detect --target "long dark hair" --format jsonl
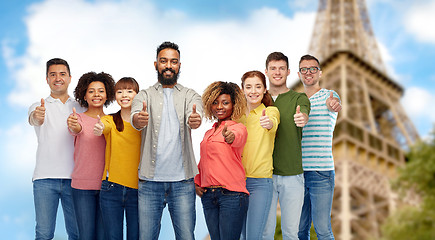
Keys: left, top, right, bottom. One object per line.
{"left": 111, "top": 77, "right": 139, "bottom": 132}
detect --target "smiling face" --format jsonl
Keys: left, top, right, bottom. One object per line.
{"left": 85, "top": 81, "right": 107, "bottom": 109}
{"left": 115, "top": 88, "right": 137, "bottom": 109}
{"left": 154, "top": 48, "right": 181, "bottom": 86}
{"left": 46, "top": 64, "right": 71, "bottom": 97}
{"left": 265, "top": 60, "right": 290, "bottom": 88}
{"left": 298, "top": 59, "right": 322, "bottom": 87}
{"left": 211, "top": 94, "right": 233, "bottom": 122}
{"left": 243, "top": 76, "right": 266, "bottom": 109}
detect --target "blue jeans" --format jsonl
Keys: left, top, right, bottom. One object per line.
{"left": 138, "top": 178, "right": 196, "bottom": 240}
{"left": 33, "top": 179, "right": 79, "bottom": 240}
{"left": 100, "top": 180, "right": 139, "bottom": 240}
{"left": 201, "top": 188, "right": 249, "bottom": 240}
{"left": 298, "top": 171, "right": 335, "bottom": 240}
{"left": 263, "top": 174, "right": 305, "bottom": 240}
{"left": 240, "top": 177, "right": 272, "bottom": 240}
{"left": 72, "top": 188, "right": 105, "bottom": 240}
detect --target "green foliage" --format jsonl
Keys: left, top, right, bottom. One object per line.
{"left": 381, "top": 129, "right": 435, "bottom": 240}
{"left": 274, "top": 216, "right": 282, "bottom": 240}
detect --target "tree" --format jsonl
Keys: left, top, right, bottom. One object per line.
{"left": 381, "top": 128, "right": 435, "bottom": 240}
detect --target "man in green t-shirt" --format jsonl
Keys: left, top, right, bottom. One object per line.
{"left": 262, "top": 52, "right": 310, "bottom": 240}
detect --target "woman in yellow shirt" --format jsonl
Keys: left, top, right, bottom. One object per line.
{"left": 93, "top": 77, "right": 141, "bottom": 240}
{"left": 239, "top": 71, "right": 280, "bottom": 240}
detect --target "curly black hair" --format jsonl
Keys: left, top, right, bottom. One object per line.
{"left": 156, "top": 41, "right": 180, "bottom": 58}
{"left": 74, "top": 72, "right": 116, "bottom": 108}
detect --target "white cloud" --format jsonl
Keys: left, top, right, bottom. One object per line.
{"left": 1, "top": 0, "right": 316, "bottom": 192}
{"left": 401, "top": 87, "right": 435, "bottom": 133}
{"left": 405, "top": 0, "right": 435, "bottom": 44}
{"left": 5, "top": 0, "right": 316, "bottom": 109}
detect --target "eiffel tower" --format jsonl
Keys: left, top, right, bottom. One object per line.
{"left": 293, "top": 0, "right": 420, "bottom": 239}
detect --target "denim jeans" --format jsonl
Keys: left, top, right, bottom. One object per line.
{"left": 298, "top": 170, "right": 335, "bottom": 240}
{"left": 263, "top": 174, "right": 305, "bottom": 240}
{"left": 72, "top": 188, "right": 105, "bottom": 240}
{"left": 240, "top": 177, "right": 272, "bottom": 240}
{"left": 33, "top": 179, "right": 79, "bottom": 240}
{"left": 138, "top": 178, "right": 196, "bottom": 240}
{"left": 201, "top": 188, "right": 249, "bottom": 240}
{"left": 100, "top": 180, "right": 139, "bottom": 240}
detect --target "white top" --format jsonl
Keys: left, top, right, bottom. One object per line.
{"left": 29, "top": 95, "right": 83, "bottom": 181}
{"left": 302, "top": 89, "right": 339, "bottom": 171}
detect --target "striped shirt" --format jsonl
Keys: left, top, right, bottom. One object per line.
{"left": 302, "top": 89, "right": 339, "bottom": 171}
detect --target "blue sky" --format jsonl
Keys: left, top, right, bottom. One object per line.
{"left": 1, "top": 0, "right": 435, "bottom": 239}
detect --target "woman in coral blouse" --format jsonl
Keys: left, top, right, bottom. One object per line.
{"left": 195, "top": 81, "right": 249, "bottom": 240}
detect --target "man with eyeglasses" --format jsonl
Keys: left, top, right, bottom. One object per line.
{"left": 262, "top": 52, "right": 310, "bottom": 240}
{"left": 297, "top": 54, "right": 341, "bottom": 240}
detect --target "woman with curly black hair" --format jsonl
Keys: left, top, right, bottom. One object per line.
{"left": 67, "top": 71, "right": 115, "bottom": 240}
{"left": 194, "top": 81, "right": 249, "bottom": 240}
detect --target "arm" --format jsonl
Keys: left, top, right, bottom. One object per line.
{"left": 29, "top": 98, "right": 45, "bottom": 126}
{"left": 131, "top": 91, "right": 149, "bottom": 130}
{"left": 294, "top": 93, "right": 311, "bottom": 128}
{"left": 222, "top": 123, "right": 247, "bottom": 148}
{"left": 186, "top": 90, "right": 203, "bottom": 129}
{"left": 67, "top": 108, "right": 82, "bottom": 134}
{"left": 266, "top": 106, "right": 280, "bottom": 133}
{"left": 325, "top": 91, "right": 342, "bottom": 112}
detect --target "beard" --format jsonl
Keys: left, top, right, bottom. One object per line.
{"left": 157, "top": 68, "right": 179, "bottom": 86}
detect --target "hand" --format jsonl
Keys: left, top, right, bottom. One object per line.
{"left": 93, "top": 115, "right": 104, "bottom": 136}
{"left": 67, "top": 107, "right": 81, "bottom": 133}
{"left": 134, "top": 101, "right": 149, "bottom": 129}
{"left": 259, "top": 109, "right": 273, "bottom": 130}
{"left": 293, "top": 105, "right": 308, "bottom": 127}
{"left": 326, "top": 92, "right": 342, "bottom": 112}
{"left": 222, "top": 124, "right": 235, "bottom": 144}
{"left": 195, "top": 184, "right": 207, "bottom": 197}
{"left": 31, "top": 98, "right": 46, "bottom": 125}
{"left": 188, "top": 104, "right": 201, "bottom": 129}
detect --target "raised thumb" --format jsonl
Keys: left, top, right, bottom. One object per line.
{"left": 296, "top": 105, "right": 301, "bottom": 114}
{"left": 192, "top": 104, "right": 197, "bottom": 114}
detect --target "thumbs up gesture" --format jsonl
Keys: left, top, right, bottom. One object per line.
{"left": 293, "top": 105, "right": 309, "bottom": 127}
{"left": 222, "top": 123, "right": 235, "bottom": 144}
{"left": 31, "top": 98, "right": 46, "bottom": 126}
{"left": 188, "top": 104, "right": 202, "bottom": 129}
{"left": 326, "top": 92, "right": 342, "bottom": 112}
{"left": 259, "top": 108, "right": 273, "bottom": 130}
{"left": 93, "top": 115, "right": 105, "bottom": 136}
{"left": 134, "top": 101, "right": 149, "bottom": 129}
{"left": 67, "top": 107, "right": 81, "bottom": 133}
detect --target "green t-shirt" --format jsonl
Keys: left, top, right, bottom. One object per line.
{"left": 272, "top": 90, "right": 310, "bottom": 176}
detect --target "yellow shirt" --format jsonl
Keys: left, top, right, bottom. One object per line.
{"left": 238, "top": 104, "right": 280, "bottom": 178}
{"left": 101, "top": 115, "right": 141, "bottom": 189}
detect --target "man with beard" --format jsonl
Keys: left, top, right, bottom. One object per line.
{"left": 131, "top": 41, "right": 203, "bottom": 240}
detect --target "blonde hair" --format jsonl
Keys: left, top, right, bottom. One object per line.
{"left": 202, "top": 81, "right": 247, "bottom": 121}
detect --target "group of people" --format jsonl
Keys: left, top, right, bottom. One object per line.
{"left": 28, "top": 41, "right": 341, "bottom": 240}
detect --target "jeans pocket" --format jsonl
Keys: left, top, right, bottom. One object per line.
{"left": 314, "top": 171, "right": 333, "bottom": 179}
{"left": 100, "top": 180, "right": 115, "bottom": 192}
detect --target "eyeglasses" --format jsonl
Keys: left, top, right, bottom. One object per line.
{"left": 299, "top": 67, "right": 320, "bottom": 74}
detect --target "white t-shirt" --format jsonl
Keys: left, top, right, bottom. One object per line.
{"left": 29, "top": 95, "right": 83, "bottom": 181}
